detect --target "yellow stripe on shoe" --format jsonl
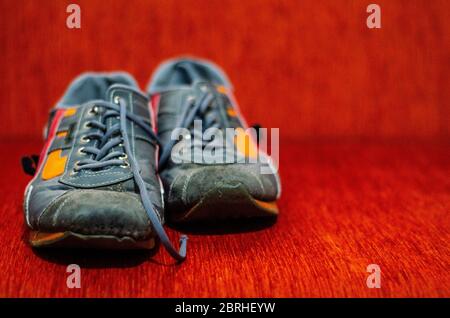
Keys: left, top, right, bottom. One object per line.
{"left": 235, "top": 127, "right": 258, "bottom": 159}
{"left": 41, "top": 149, "right": 67, "bottom": 180}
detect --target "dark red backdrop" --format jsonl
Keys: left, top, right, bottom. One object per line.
{"left": 1, "top": 0, "right": 449, "bottom": 140}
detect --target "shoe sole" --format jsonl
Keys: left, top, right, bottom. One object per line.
{"left": 29, "top": 231, "right": 155, "bottom": 250}
{"left": 169, "top": 184, "right": 278, "bottom": 223}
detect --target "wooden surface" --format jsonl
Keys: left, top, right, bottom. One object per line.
{"left": 0, "top": 0, "right": 449, "bottom": 140}
{"left": 0, "top": 140, "right": 448, "bottom": 297}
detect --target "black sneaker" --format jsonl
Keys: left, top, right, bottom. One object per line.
{"left": 23, "top": 72, "right": 186, "bottom": 260}
{"left": 148, "top": 58, "right": 281, "bottom": 223}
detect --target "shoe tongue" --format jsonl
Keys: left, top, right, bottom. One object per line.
{"left": 105, "top": 84, "right": 150, "bottom": 118}
{"left": 105, "top": 84, "right": 144, "bottom": 103}
{"left": 193, "top": 81, "right": 215, "bottom": 95}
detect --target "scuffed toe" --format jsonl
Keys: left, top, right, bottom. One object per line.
{"left": 37, "top": 190, "right": 155, "bottom": 241}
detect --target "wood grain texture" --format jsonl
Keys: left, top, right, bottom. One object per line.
{"left": 0, "top": 140, "right": 448, "bottom": 297}
{"left": 0, "top": 0, "right": 449, "bottom": 140}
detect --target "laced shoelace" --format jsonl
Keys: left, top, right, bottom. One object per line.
{"left": 159, "top": 90, "right": 225, "bottom": 169}
{"left": 76, "top": 99, "right": 187, "bottom": 262}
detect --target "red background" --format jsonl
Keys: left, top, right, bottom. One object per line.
{"left": 0, "top": 0, "right": 448, "bottom": 298}
{"left": 1, "top": 0, "right": 449, "bottom": 140}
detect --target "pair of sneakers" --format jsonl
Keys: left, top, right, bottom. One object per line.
{"left": 23, "top": 58, "right": 281, "bottom": 261}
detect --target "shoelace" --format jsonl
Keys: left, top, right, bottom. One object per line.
{"left": 158, "top": 90, "right": 225, "bottom": 169}
{"left": 76, "top": 100, "right": 187, "bottom": 262}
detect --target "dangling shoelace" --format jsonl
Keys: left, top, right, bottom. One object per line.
{"left": 158, "top": 90, "right": 227, "bottom": 170}
{"left": 75, "top": 99, "right": 187, "bottom": 262}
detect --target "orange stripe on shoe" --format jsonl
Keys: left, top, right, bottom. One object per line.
{"left": 253, "top": 199, "right": 279, "bottom": 214}
{"left": 41, "top": 149, "right": 67, "bottom": 180}
{"left": 63, "top": 107, "right": 77, "bottom": 117}
{"left": 234, "top": 127, "right": 258, "bottom": 159}
{"left": 29, "top": 231, "right": 66, "bottom": 244}
{"left": 216, "top": 85, "right": 227, "bottom": 94}
{"left": 56, "top": 131, "right": 67, "bottom": 138}
{"left": 227, "top": 107, "right": 237, "bottom": 117}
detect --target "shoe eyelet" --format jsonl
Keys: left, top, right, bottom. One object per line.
{"left": 70, "top": 161, "right": 81, "bottom": 175}
{"left": 119, "top": 154, "right": 128, "bottom": 160}
{"left": 80, "top": 136, "right": 90, "bottom": 144}
{"left": 78, "top": 147, "right": 85, "bottom": 155}
{"left": 83, "top": 122, "right": 92, "bottom": 130}
{"left": 120, "top": 161, "right": 130, "bottom": 168}
{"left": 114, "top": 96, "right": 121, "bottom": 104}
{"left": 89, "top": 105, "right": 99, "bottom": 115}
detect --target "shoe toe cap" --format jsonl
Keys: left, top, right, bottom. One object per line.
{"left": 37, "top": 190, "right": 155, "bottom": 240}
{"left": 167, "top": 164, "right": 279, "bottom": 207}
